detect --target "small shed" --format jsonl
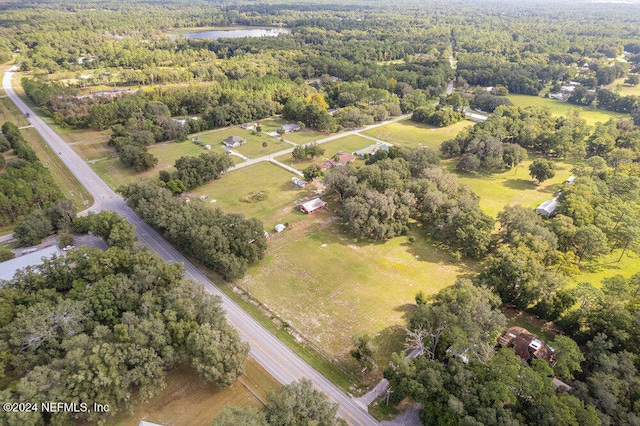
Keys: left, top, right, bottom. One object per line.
{"left": 565, "top": 176, "right": 575, "bottom": 184}
{"left": 536, "top": 198, "right": 559, "bottom": 217}
{"left": 222, "top": 136, "right": 246, "bottom": 148}
{"left": 204, "top": 145, "right": 211, "bottom": 150}
{"left": 241, "top": 123, "right": 256, "bottom": 130}
{"left": 275, "top": 224, "right": 286, "bottom": 233}
{"left": 282, "top": 123, "right": 301, "bottom": 133}
{"left": 298, "top": 197, "right": 326, "bottom": 214}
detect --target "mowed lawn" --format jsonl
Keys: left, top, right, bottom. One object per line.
{"left": 506, "top": 95, "right": 627, "bottom": 125}
{"left": 91, "top": 141, "right": 217, "bottom": 189}
{"left": 275, "top": 134, "right": 370, "bottom": 171}
{"left": 571, "top": 249, "right": 640, "bottom": 289}
{"left": 193, "top": 163, "right": 313, "bottom": 229}
{"left": 259, "top": 117, "right": 331, "bottom": 144}
{"left": 361, "top": 119, "right": 473, "bottom": 150}
{"left": 197, "top": 127, "right": 290, "bottom": 158}
{"left": 606, "top": 77, "right": 640, "bottom": 97}
{"left": 112, "top": 358, "right": 279, "bottom": 426}
{"left": 444, "top": 156, "right": 574, "bottom": 218}
{"left": 241, "top": 220, "right": 471, "bottom": 365}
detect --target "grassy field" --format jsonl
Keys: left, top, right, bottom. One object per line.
{"left": 112, "top": 358, "right": 279, "bottom": 426}
{"left": 606, "top": 77, "right": 640, "bottom": 97}
{"left": 197, "top": 127, "right": 290, "bottom": 158}
{"left": 443, "top": 156, "right": 574, "bottom": 218}
{"left": 90, "top": 141, "right": 227, "bottom": 189}
{"left": 192, "top": 163, "right": 313, "bottom": 229}
{"left": 361, "top": 119, "right": 473, "bottom": 150}
{"left": 20, "top": 128, "right": 94, "bottom": 210}
{"left": 275, "top": 134, "right": 370, "bottom": 171}
{"left": 572, "top": 249, "right": 640, "bottom": 288}
{"left": 242, "top": 217, "right": 471, "bottom": 367}
{"left": 259, "top": 118, "right": 331, "bottom": 144}
{"left": 506, "top": 95, "right": 627, "bottom": 125}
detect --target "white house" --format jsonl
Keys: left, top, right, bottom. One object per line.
{"left": 0, "top": 246, "right": 62, "bottom": 282}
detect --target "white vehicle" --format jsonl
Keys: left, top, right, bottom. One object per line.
{"left": 62, "top": 245, "right": 76, "bottom": 251}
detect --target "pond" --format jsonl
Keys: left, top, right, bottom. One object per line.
{"left": 182, "top": 28, "right": 289, "bottom": 40}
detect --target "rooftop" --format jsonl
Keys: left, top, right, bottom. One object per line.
{"left": 0, "top": 246, "right": 63, "bottom": 282}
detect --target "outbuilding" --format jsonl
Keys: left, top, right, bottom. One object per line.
{"left": 536, "top": 198, "right": 559, "bottom": 217}
{"left": 298, "top": 197, "right": 326, "bottom": 214}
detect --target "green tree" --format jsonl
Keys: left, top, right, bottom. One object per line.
{"left": 549, "top": 335, "right": 584, "bottom": 380}
{"left": 14, "top": 210, "right": 53, "bottom": 247}
{"left": 213, "top": 406, "right": 268, "bottom": 426}
{"left": 529, "top": 159, "right": 556, "bottom": 184}
{"left": 265, "top": 379, "right": 346, "bottom": 426}
{"left": 302, "top": 164, "right": 323, "bottom": 181}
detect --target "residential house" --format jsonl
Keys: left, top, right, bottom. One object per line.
{"left": 320, "top": 151, "right": 356, "bottom": 170}
{"left": 498, "top": 326, "right": 555, "bottom": 365}
{"left": 0, "top": 246, "right": 62, "bottom": 282}
{"left": 241, "top": 123, "right": 256, "bottom": 130}
{"left": 298, "top": 197, "right": 326, "bottom": 214}
{"left": 222, "top": 136, "right": 246, "bottom": 148}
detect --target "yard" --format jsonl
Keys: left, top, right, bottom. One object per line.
{"left": 259, "top": 117, "right": 331, "bottom": 144}
{"left": 275, "top": 134, "right": 370, "bottom": 171}
{"left": 192, "top": 162, "right": 315, "bottom": 229}
{"left": 0, "top": 96, "right": 29, "bottom": 127}
{"left": 444, "top": 156, "right": 574, "bottom": 218}
{"left": 197, "top": 127, "right": 291, "bottom": 158}
{"left": 606, "top": 77, "right": 640, "bottom": 97}
{"left": 241, "top": 218, "right": 471, "bottom": 370}
{"left": 361, "top": 119, "right": 473, "bottom": 150}
{"left": 506, "top": 94, "right": 627, "bottom": 125}
{"left": 112, "top": 358, "right": 279, "bottom": 426}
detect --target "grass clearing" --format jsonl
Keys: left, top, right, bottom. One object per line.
{"left": 112, "top": 358, "right": 279, "bottom": 426}
{"left": 606, "top": 77, "right": 640, "bottom": 97}
{"left": 197, "top": 127, "right": 290, "bottom": 158}
{"left": 90, "top": 140, "right": 224, "bottom": 189}
{"left": 573, "top": 249, "right": 640, "bottom": 288}
{"left": 361, "top": 119, "right": 473, "bottom": 150}
{"left": 275, "top": 134, "right": 370, "bottom": 171}
{"left": 193, "top": 163, "right": 311, "bottom": 229}
{"left": 506, "top": 95, "right": 627, "bottom": 125}
{"left": 20, "top": 128, "right": 94, "bottom": 210}
{"left": 444, "top": 156, "right": 574, "bottom": 218}
{"left": 242, "top": 218, "right": 472, "bottom": 369}
{"left": 257, "top": 118, "right": 330, "bottom": 144}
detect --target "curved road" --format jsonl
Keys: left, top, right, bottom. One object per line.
{"left": 2, "top": 69, "right": 378, "bottom": 426}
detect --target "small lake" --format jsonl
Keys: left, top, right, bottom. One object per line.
{"left": 183, "top": 28, "right": 289, "bottom": 40}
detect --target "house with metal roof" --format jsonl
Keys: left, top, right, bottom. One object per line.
{"left": 298, "top": 197, "right": 326, "bottom": 214}
{"left": 222, "top": 136, "right": 246, "bottom": 148}
{"left": 536, "top": 198, "right": 559, "bottom": 217}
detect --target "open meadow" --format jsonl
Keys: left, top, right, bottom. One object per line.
{"left": 197, "top": 126, "right": 291, "bottom": 158}
{"left": 606, "top": 77, "right": 640, "bottom": 97}
{"left": 506, "top": 94, "right": 627, "bottom": 125}
{"left": 361, "top": 119, "right": 473, "bottom": 150}
{"left": 112, "top": 358, "right": 279, "bottom": 426}
{"left": 259, "top": 117, "right": 330, "bottom": 144}
{"left": 191, "top": 162, "right": 313, "bottom": 229}
{"left": 241, "top": 215, "right": 472, "bottom": 369}
{"left": 444, "top": 156, "right": 574, "bottom": 218}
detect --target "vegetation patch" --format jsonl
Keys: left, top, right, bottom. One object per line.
{"left": 361, "top": 119, "right": 473, "bottom": 150}
{"left": 240, "top": 190, "right": 268, "bottom": 203}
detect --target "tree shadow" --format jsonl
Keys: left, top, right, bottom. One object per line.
{"left": 373, "top": 324, "right": 408, "bottom": 366}
{"left": 502, "top": 178, "right": 536, "bottom": 191}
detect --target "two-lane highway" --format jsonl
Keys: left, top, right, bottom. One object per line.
{"left": 2, "top": 69, "right": 378, "bottom": 426}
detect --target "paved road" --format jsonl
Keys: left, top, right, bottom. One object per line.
{"left": 2, "top": 69, "right": 378, "bottom": 426}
